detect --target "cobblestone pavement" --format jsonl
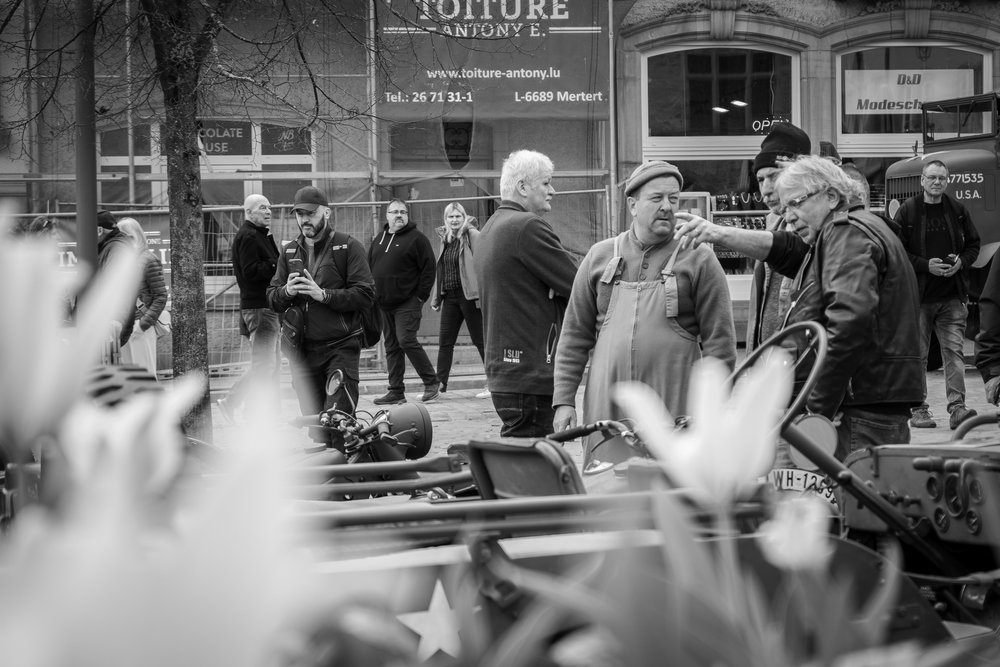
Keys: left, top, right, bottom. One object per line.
{"left": 207, "top": 359, "right": 1000, "bottom": 459}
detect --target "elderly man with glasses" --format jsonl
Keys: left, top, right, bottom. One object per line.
{"left": 894, "top": 159, "right": 981, "bottom": 430}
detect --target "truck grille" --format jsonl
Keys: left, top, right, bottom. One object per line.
{"left": 885, "top": 175, "right": 921, "bottom": 203}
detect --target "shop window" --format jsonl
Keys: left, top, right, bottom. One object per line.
{"left": 263, "top": 164, "right": 312, "bottom": 206}
{"left": 388, "top": 120, "right": 492, "bottom": 169}
{"left": 647, "top": 48, "right": 792, "bottom": 137}
{"left": 100, "top": 165, "right": 152, "bottom": 206}
{"left": 841, "top": 46, "right": 983, "bottom": 136}
{"left": 100, "top": 124, "right": 151, "bottom": 156}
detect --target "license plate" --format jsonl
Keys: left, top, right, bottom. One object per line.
{"left": 765, "top": 467, "right": 839, "bottom": 508}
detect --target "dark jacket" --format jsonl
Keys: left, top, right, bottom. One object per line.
{"left": 135, "top": 250, "right": 168, "bottom": 331}
{"left": 976, "top": 257, "right": 1000, "bottom": 384}
{"left": 232, "top": 220, "right": 279, "bottom": 309}
{"left": 367, "top": 221, "right": 436, "bottom": 309}
{"left": 768, "top": 208, "right": 924, "bottom": 418}
{"left": 475, "top": 201, "right": 578, "bottom": 395}
{"left": 893, "top": 193, "right": 981, "bottom": 301}
{"left": 267, "top": 228, "right": 375, "bottom": 346}
{"left": 97, "top": 228, "right": 136, "bottom": 346}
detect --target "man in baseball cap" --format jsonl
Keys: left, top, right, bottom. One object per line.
{"left": 267, "top": 185, "right": 376, "bottom": 447}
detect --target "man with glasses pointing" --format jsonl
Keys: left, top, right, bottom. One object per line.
{"left": 894, "top": 159, "right": 981, "bottom": 430}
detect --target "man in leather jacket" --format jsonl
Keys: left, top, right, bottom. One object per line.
{"left": 770, "top": 156, "right": 924, "bottom": 460}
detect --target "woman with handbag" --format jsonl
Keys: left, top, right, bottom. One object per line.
{"left": 430, "top": 203, "right": 489, "bottom": 398}
{"left": 118, "top": 218, "right": 169, "bottom": 375}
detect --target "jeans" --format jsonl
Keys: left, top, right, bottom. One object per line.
{"left": 917, "top": 299, "right": 968, "bottom": 413}
{"left": 835, "top": 407, "right": 910, "bottom": 462}
{"left": 382, "top": 296, "right": 438, "bottom": 392}
{"left": 227, "top": 308, "right": 280, "bottom": 409}
{"left": 491, "top": 392, "right": 556, "bottom": 438}
{"left": 436, "top": 292, "right": 485, "bottom": 389}
{"left": 290, "top": 341, "right": 361, "bottom": 445}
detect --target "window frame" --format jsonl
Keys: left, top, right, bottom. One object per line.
{"left": 98, "top": 121, "right": 315, "bottom": 207}
{"left": 640, "top": 42, "right": 801, "bottom": 161}
{"left": 834, "top": 41, "right": 991, "bottom": 156}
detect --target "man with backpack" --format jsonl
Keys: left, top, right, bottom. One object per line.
{"left": 267, "top": 186, "right": 376, "bottom": 436}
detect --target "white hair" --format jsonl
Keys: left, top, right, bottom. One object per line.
{"left": 499, "top": 150, "right": 554, "bottom": 201}
{"left": 116, "top": 217, "right": 148, "bottom": 252}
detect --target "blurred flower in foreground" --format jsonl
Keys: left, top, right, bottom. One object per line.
{"left": 0, "top": 202, "right": 141, "bottom": 462}
{"left": 757, "top": 494, "right": 835, "bottom": 572}
{"left": 613, "top": 353, "right": 791, "bottom": 507}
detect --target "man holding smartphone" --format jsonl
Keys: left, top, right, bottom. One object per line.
{"left": 267, "top": 186, "right": 375, "bottom": 443}
{"left": 895, "top": 159, "right": 981, "bottom": 429}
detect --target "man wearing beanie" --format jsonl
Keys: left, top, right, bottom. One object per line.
{"left": 96, "top": 209, "right": 137, "bottom": 355}
{"left": 267, "top": 186, "right": 376, "bottom": 442}
{"left": 675, "top": 123, "right": 812, "bottom": 354}
{"left": 674, "top": 123, "right": 813, "bottom": 469}
{"left": 553, "top": 161, "right": 735, "bottom": 462}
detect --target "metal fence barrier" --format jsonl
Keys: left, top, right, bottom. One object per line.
{"left": 13, "top": 187, "right": 609, "bottom": 375}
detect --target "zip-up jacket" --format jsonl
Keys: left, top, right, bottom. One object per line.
{"left": 475, "top": 201, "right": 579, "bottom": 395}
{"left": 431, "top": 223, "right": 480, "bottom": 306}
{"left": 893, "top": 193, "right": 980, "bottom": 301}
{"left": 232, "top": 220, "right": 279, "bottom": 309}
{"left": 267, "top": 228, "right": 375, "bottom": 346}
{"left": 767, "top": 208, "right": 924, "bottom": 418}
{"left": 367, "top": 220, "right": 436, "bottom": 309}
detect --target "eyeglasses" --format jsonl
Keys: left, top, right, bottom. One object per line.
{"left": 388, "top": 209, "right": 408, "bottom": 215}
{"left": 779, "top": 189, "right": 824, "bottom": 216}
{"left": 923, "top": 175, "right": 949, "bottom": 182}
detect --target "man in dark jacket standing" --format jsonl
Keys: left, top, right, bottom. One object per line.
{"left": 96, "top": 209, "right": 137, "bottom": 357}
{"left": 895, "top": 159, "right": 981, "bottom": 430}
{"left": 267, "top": 186, "right": 375, "bottom": 435}
{"left": 475, "top": 149, "right": 578, "bottom": 437}
{"left": 368, "top": 199, "right": 439, "bottom": 405}
{"left": 218, "top": 194, "right": 280, "bottom": 423}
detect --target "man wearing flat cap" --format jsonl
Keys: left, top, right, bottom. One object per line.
{"left": 267, "top": 186, "right": 376, "bottom": 442}
{"left": 553, "top": 161, "right": 736, "bottom": 464}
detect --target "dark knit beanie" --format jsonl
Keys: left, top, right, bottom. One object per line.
{"left": 752, "top": 123, "right": 811, "bottom": 174}
{"left": 96, "top": 210, "right": 117, "bottom": 229}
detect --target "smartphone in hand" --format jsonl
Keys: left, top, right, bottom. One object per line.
{"left": 288, "top": 258, "right": 305, "bottom": 277}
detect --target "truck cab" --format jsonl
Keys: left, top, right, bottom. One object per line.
{"left": 885, "top": 92, "right": 1000, "bottom": 276}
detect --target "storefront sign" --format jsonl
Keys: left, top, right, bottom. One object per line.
{"left": 198, "top": 120, "right": 252, "bottom": 155}
{"left": 377, "top": 0, "right": 608, "bottom": 120}
{"left": 845, "top": 69, "right": 974, "bottom": 115}
{"left": 262, "top": 124, "right": 311, "bottom": 155}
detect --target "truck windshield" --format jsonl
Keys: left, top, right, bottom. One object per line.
{"left": 924, "top": 97, "right": 996, "bottom": 142}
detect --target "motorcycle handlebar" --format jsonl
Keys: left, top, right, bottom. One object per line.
{"left": 547, "top": 420, "right": 630, "bottom": 443}
{"left": 289, "top": 414, "right": 322, "bottom": 427}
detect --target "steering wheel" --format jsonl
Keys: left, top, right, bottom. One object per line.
{"left": 727, "top": 321, "right": 828, "bottom": 433}
{"left": 953, "top": 411, "right": 999, "bottom": 440}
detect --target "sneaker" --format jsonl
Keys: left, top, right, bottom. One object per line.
{"left": 421, "top": 383, "right": 440, "bottom": 403}
{"left": 910, "top": 407, "right": 936, "bottom": 428}
{"left": 440, "top": 383, "right": 447, "bottom": 393}
{"left": 216, "top": 397, "right": 236, "bottom": 425}
{"left": 949, "top": 405, "right": 977, "bottom": 430}
{"left": 475, "top": 388, "right": 492, "bottom": 399}
{"left": 373, "top": 391, "right": 406, "bottom": 405}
